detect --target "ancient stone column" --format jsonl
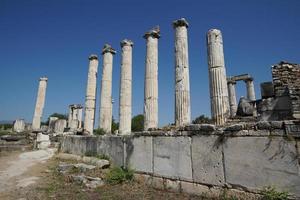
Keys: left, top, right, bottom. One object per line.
{"left": 173, "top": 18, "right": 191, "bottom": 126}
{"left": 99, "top": 44, "right": 116, "bottom": 133}
{"left": 83, "top": 55, "right": 98, "bottom": 134}
{"left": 207, "top": 29, "right": 230, "bottom": 125}
{"left": 227, "top": 80, "right": 237, "bottom": 117}
{"left": 32, "top": 77, "right": 48, "bottom": 130}
{"left": 68, "top": 106, "right": 72, "bottom": 127}
{"left": 119, "top": 39, "right": 133, "bottom": 135}
{"left": 77, "top": 107, "right": 83, "bottom": 129}
{"left": 143, "top": 27, "right": 160, "bottom": 130}
{"left": 245, "top": 78, "right": 256, "bottom": 101}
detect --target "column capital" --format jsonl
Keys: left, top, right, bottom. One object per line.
{"left": 39, "top": 77, "right": 48, "bottom": 81}
{"left": 244, "top": 77, "right": 254, "bottom": 82}
{"left": 143, "top": 26, "right": 160, "bottom": 39}
{"left": 102, "top": 44, "right": 116, "bottom": 55}
{"left": 227, "top": 79, "right": 236, "bottom": 85}
{"left": 89, "top": 54, "right": 98, "bottom": 60}
{"left": 120, "top": 39, "right": 134, "bottom": 47}
{"left": 173, "top": 18, "right": 189, "bottom": 28}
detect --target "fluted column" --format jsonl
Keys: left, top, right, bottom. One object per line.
{"left": 83, "top": 55, "right": 98, "bottom": 135}
{"left": 227, "top": 80, "right": 237, "bottom": 117}
{"left": 119, "top": 39, "right": 133, "bottom": 135}
{"left": 173, "top": 18, "right": 191, "bottom": 126}
{"left": 245, "top": 78, "right": 256, "bottom": 101}
{"left": 32, "top": 77, "right": 48, "bottom": 130}
{"left": 143, "top": 27, "right": 160, "bottom": 130}
{"left": 77, "top": 106, "right": 83, "bottom": 129}
{"left": 99, "top": 44, "right": 116, "bottom": 133}
{"left": 207, "top": 29, "right": 230, "bottom": 125}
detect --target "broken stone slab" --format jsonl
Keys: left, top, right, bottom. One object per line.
{"left": 256, "top": 121, "right": 271, "bottom": 130}
{"left": 224, "top": 124, "right": 245, "bottom": 132}
{"left": 0, "top": 135, "right": 26, "bottom": 141}
{"left": 71, "top": 175, "right": 104, "bottom": 189}
{"left": 269, "top": 121, "right": 284, "bottom": 129}
{"left": 56, "top": 153, "right": 110, "bottom": 168}
{"left": 184, "top": 124, "right": 216, "bottom": 132}
{"left": 58, "top": 162, "right": 96, "bottom": 174}
{"left": 36, "top": 132, "right": 50, "bottom": 149}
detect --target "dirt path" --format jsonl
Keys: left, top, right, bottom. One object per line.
{"left": 0, "top": 149, "right": 55, "bottom": 200}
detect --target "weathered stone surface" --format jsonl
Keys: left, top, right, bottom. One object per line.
{"left": 224, "top": 137, "right": 300, "bottom": 196}
{"left": 96, "top": 136, "right": 124, "bottom": 167}
{"left": 207, "top": 29, "right": 230, "bottom": 125}
{"left": 32, "top": 77, "right": 48, "bottom": 130}
{"left": 224, "top": 124, "right": 244, "bottom": 131}
{"left": 13, "top": 119, "right": 25, "bottom": 133}
{"left": 54, "top": 119, "right": 66, "bottom": 133}
{"left": 119, "top": 40, "right": 133, "bottom": 135}
{"left": 256, "top": 121, "right": 271, "bottom": 129}
{"left": 192, "top": 136, "right": 224, "bottom": 186}
{"left": 84, "top": 55, "right": 98, "bottom": 135}
{"left": 269, "top": 121, "right": 283, "bottom": 129}
{"left": 68, "top": 104, "right": 83, "bottom": 131}
{"left": 165, "top": 179, "right": 180, "bottom": 192}
{"left": 48, "top": 117, "right": 58, "bottom": 132}
{"left": 36, "top": 132, "right": 50, "bottom": 149}
{"left": 236, "top": 97, "right": 254, "bottom": 116}
{"left": 173, "top": 18, "right": 191, "bottom": 126}
{"left": 153, "top": 136, "right": 192, "bottom": 180}
{"left": 181, "top": 181, "right": 210, "bottom": 196}
{"left": 143, "top": 27, "right": 160, "bottom": 130}
{"left": 56, "top": 153, "right": 109, "bottom": 168}
{"left": 99, "top": 44, "right": 116, "bottom": 133}
{"left": 125, "top": 136, "right": 153, "bottom": 173}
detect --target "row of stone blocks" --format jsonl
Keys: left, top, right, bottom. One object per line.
{"left": 61, "top": 129, "right": 300, "bottom": 197}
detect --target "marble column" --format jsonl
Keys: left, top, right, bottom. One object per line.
{"left": 119, "top": 39, "right": 133, "bottom": 135}
{"left": 173, "top": 18, "right": 191, "bottom": 126}
{"left": 83, "top": 55, "right": 98, "bottom": 135}
{"left": 32, "top": 77, "right": 48, "bottom": 130}
{"left": 245, "top": 78, "right": 256, "bottom": 101}
{"left": 77, "top": 107, "right": 83, "bottom": 129}
{"left": 68, "top": 106, "right": 72, "bottom": 127}
{"left": 207, "top": 29, "right": 230, "bottom": 125}
{"left": 227, "top": 80, "right": 237, "bottom": 117}
{"left": 99, "top": 44, "right": 116, "bottom": 133}
{"left": 143, "top": 27, "right": 160, "bottom": 130}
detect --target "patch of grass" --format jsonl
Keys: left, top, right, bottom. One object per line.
{"left": 95, "top": 154, "right": 110, "bottom": 160}
{"left": 94, "top": 128, "right": 106, "bottom": 136}
{"left": 261, "top": 186, "right": 289, "bottom": 200}
{"left": 105, "top": 166, "right": 134, "bottom": 184}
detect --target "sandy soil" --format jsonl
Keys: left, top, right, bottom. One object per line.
{"left": 0, "top": 149, "right": 55, "bottom": 200}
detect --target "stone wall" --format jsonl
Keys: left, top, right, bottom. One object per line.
{"left": 61, "top": 121, "right": 300, "bottom": 198}
{"left": 272, "top": 61, "right": 300, "bottom": 119}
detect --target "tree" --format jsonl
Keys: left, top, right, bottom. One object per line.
{"left": 192, "top": 115, "right": 213, "bottom": 124}
{"left": 111, "top": 116, "right": 119, "bottom": 133}
{"left": 131, "top": 114, "right": 144, "bottom": 132}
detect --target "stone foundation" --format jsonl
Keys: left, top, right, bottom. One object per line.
{"left": 61, "top": 121, "right": 300, "bottom": 198}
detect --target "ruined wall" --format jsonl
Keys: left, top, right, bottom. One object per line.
{"left": 272, "top": 62, "right": 300, "bottom": 119}
{"left": 61, "top": 121, "right": 300, "bottom": 198}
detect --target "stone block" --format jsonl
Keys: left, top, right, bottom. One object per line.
{"left": 192, "top": 136, "right": 225, "bottom": 186}
{"left": 223, "top": 137, "right": 300, "bottom": 196}
{"left": 181, "top": 181, "right": 210, "bottom": 196}
{"left": 125, "top": 136, "right": 153, "bottom": 173}
{"left": 96, "top": 136, "right": 124, "bottom": 167}
{"left": 153, "top": 136, "right": 192, "bottom": 180}
{"left": 54, "top": 119, "right": 67, "bottom": 133}
{"left": 36, "top": 132, "right": 50, "bottom": 149}
{"left": 13, "top": 119, "right": 25, "bottom": 133}
{"left": 151, "top": 176, "right": 164, "bottom": 190}
{"left": 165, "top": 179, "right": 180, "bottom": 192}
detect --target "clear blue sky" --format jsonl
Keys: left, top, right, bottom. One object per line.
{"left": 0, "top": 0, "right": 299, "bottom": 126}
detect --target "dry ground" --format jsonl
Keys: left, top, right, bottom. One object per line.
{"left": 0, "top": 150, "right": 236, "bottom": 200}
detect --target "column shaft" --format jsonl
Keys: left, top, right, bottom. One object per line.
{"left": 227, "top": 81, "right": 237, "bottom": 117}
{"left": 32, "top": 77, "right": 48, "bottom": 130}
{"left": 173, "top": 18, "right": 191, "bottom": 126}
{"left": 207, "top": 29, "right": 230, "bottom": 125}
{"left": 143, "top": 27, "right": 160, "bottom": 130}
{"left": 119, "top": 40, "right": 133, "bottom": 135}
{"left": 83, "top": 55, "right": 98, "bottom": 134}
{"left": 246, "top": 79, "right": 256, "bottom": 101}
{"left": 99, "top": 44, "right": 116, "bottom": 133}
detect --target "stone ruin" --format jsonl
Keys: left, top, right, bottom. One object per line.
{"left": 7, "top": 18, "right": 300, "bottom": 198}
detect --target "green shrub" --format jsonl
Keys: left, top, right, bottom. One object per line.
{"left": 105, "top": 166, "right": 134, "bottom": 184}
{"left": 85, "top": 151, "right": 97, "bottom": 157}
{"left": 261, "top": 186, "right": 289, "bottom": 200}
{"left": 94, "top": 128, "right": 106, "bottom": 136}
